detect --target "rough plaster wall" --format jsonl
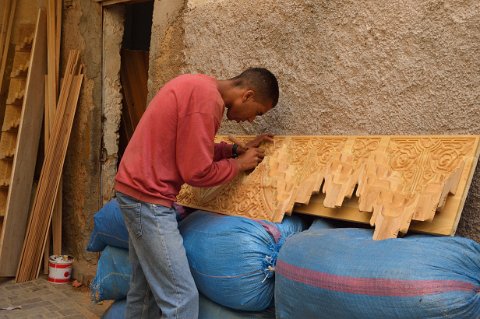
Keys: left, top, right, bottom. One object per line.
{"left": 174, "top": 0, "right": 480, "bottom": 240}
{"left": 148, "top": 0, "right": 186, "bottom": 101}
{"left": 62, "top": 0, "right": 102, "bottom": 263}
{"left": 101, "top": 7, "right": 124, "bottom": 203}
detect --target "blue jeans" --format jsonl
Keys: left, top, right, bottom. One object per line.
{"left": 116, "top": 192, "right": 199, "bottom": 319}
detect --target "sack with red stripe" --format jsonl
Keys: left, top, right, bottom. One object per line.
{"left": 179, "top": 210, "right": 308, "bottom": 311}
{"left": 275, "top": 221, "right": 480, "bottom": 319}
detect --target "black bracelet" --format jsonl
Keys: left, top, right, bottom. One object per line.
{"left": 232, "top": 143, "right": 239, "bottom": 158}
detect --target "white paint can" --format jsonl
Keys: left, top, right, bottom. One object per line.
{"left": 48, "top": 255, "right": 74, "bottom": 284}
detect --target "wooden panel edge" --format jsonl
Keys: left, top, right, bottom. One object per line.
{"left": 0, "top": 9, "right": 46, "bottom": 276}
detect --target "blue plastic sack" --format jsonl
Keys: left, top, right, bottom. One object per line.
{"left": 179, "top": 210, "right": 307, "bottom": 312}
{"left": 275, "top": 226, "right": 480, "bottom": 319}
{"left": 199, "top": 294, "right": 275, "bottom": 319}
{"left": 87, "top": 199, "right": 129, "bottom": 251}
{"left": 87, "top": 199, "right": 191, "bottom": 252}
{"left": 91, "top": 246, "right": 131, "bottom": 302}
{"left": 101, "top": 294, "right": 275, "bottom": 319}
{"left": 102, "top": 299, "right": 127, "bottom": 319}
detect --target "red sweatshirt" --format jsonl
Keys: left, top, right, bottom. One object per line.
{"left": 115, "top": 74, "right": 239, "bottom": 207}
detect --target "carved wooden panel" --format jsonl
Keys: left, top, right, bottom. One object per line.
{"left": 177, "top": 136, "right": 480, "bottom": 240}
{"left": 0, "top": 35, "right": 31, "bottom": 219}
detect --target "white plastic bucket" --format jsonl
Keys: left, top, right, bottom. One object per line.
{"left": 48, "top": 255, "right": 74, "bottom": 284}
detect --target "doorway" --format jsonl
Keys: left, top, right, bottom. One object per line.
{"left": 118, "top": 1, "right": 153, "bottom": 164}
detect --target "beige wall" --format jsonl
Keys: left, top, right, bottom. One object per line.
{"left": 62, "top": 0, "right": 103, "bottom": 263}
{"left": 62, "top": 0, "right": 480, "bottom": 262}
{"left": 148, "top": 0, "right": 186, "bottom": 101}
{"left": 153, "top": 0, "right": 480, "bottom": 240}
{"left": 101, "top": 6, "right": 124, "bottom": 203}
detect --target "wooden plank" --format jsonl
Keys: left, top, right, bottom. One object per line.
{"left": 178, "top": 135, "right": 480, "bottom": 239}
{"left": 120, "top": 49, "right": 149, "bottom": 141}
{"left": 295, "top": 137, "right": 480, "bottom": 237}
{"left": 0, "top": 9, "right": 47, "bottom": 277}
{"left": 0, "top": 1, "right": 11, "bottom": 58}
{"left": 21, "top": 52, "right": 77, "bottom": 280}
{"left": 178, "top": 135, "right": 347, "bottom": 222}
{"left": 44, "top": 75, "right": 49, "bottom": 145}
{"left": 43, "top": 227, "right": 51, "bottom": 275}
{"left": 52, "top": 184, "right": 62, "bottom": 254}
{"left": 0, "top": 0, "right": 12, "bottom": 73}
{"left": 16, "top": 51, "right": 82, "bottom": 281}
{"left": 55, "top": 0, "right": 61, "bottom": 83}
{"left": 43, "top": 76, "right": 54, "bottom": 273}
{"left": 43, "top": 75, "right": 50, "bottom": 276}
{"left": 0, "top": 0, "right": 17, "bottom": 95}
{"left": 46, "top": 0, "right": 57, "bottom": 127}
{"left": 36, "top": 74, "right": 83, "bottom": 279}
{"left": 46, "top": 0, "right": 63, "bottom": 259}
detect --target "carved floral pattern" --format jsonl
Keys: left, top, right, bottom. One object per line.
{"left": 177, "top": 136, "right": 479, "bottom": 238}
{"left": 388, "top": 138, "right": 474, "bottom": 193}
{"left": 178, "top": 136, "right": 348, "bottom": 220}
{"left": 352, "top": 138, "right": 382, "bottom": 164}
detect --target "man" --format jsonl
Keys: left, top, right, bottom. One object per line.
{"left": 115, "top": 68, "right": 279, "bottom": 319}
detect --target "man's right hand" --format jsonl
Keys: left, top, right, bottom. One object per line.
{"left": 236, "top": 148, "right": 265, "bottom": 171}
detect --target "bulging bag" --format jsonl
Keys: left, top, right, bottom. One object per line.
{"left": 87, "top": 199, "right": 189, "bottom": 252}
{"left": 179, "top": 210, "right": 307, "bottom": 311}
{"left": 87, "top": 199, "right": 129, "bottom": 251}
{"left": 102, "top": 294, "right": 275, "bottom": 319}
{"left": 199, "top": 294, "right": 275, "bottom": 319}
{"left": 275, "top": 223, "right": 480, "bottom": 319}
{"left": 91, "top": 245, "right": 131, "bottom": 302}
{"left": 102, "top": 299, "right": 127, "bottom": 319}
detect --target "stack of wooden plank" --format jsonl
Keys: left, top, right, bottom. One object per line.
{"left": 16, "top": 50, "right": 83, "bottom": 282}
{"left": 177, "top": 135, "right": 480, "bottom": 240}
{"left": 43, "top": 0, "right": 63, "bottom": 270}
{"left": 0, "top": 10, "right": 46, "bottom": 277}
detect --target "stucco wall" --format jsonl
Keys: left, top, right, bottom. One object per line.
{"left": 148, "top": 0, "right": 186, "bottom": 99}
{"left": 153, "top": 0, "right": 480, "bottom": 240}
{"left": 101, "top": 6, "right": 124, "bottom": 203}
{"left": 62, "top": 0, "right": 103, "bottom": 263}
{"left": 61, "top": 0, "right": 480, "bottom": 265}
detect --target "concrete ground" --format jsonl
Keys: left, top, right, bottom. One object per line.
{"left": 0, "top": 276, "right": 112, "bottom": 318}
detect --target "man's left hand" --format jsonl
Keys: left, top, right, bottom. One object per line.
{"left": 246, "top": 133, "right": 274, "bottom": 148}
{"left": 237, "top": 134, "right": 274, "bottom": 155}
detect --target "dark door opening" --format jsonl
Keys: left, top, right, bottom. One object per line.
{"left": 118, "top": 1, "right": 153, "bottom": 165}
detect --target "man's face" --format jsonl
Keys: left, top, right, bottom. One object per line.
{"left": 226, "top": 90, "right": 273, "bottom": 123}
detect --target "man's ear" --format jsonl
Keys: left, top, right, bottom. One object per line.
{"left": 242, "top": 89, "right": 255, "bottom": 102}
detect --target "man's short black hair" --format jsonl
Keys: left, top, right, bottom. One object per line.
{"left": 232, "top": 68, "right": 279, "bottom": 107}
